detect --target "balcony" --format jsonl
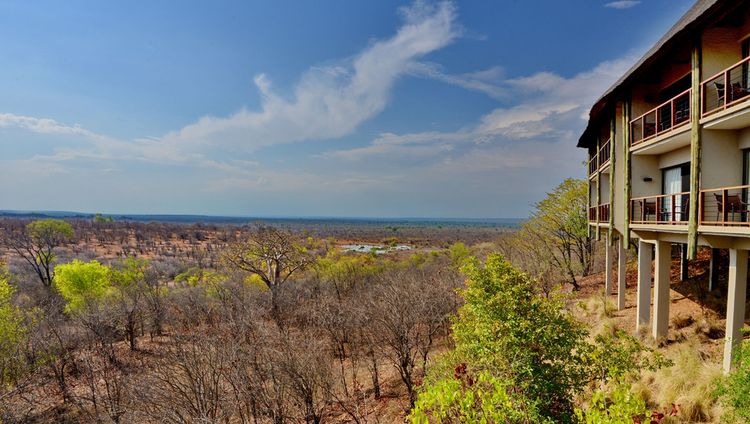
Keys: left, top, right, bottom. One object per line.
{"left": 700, "top": 185, "right": 750, "bottom": 226}
{"left": 589, "top": 206, "right": 597, "bottom": 222}
{"left": 701, "top": 57, "right": 750, "bottom": 129}
{"left": 588, "top": 154, "right": 598, "bottom": 177}
{"left": 702, "top": 57, "right": 750, "bottom": 116}
{"left": 630, "top": 89, "right": 691, "bottom": 149}
{"left": 599, "top": 138, "right": 611, "bottom": 168}
{"left": 587, "top": 138, "right": 611, "bottom": 178}
{"left": 588, "top": 203, "right": 610, "bottom": 224}
{"left": 599, "top": 203, "right": 610, "bottom": 222}
{"left": 630, "top": 192, "right": 689, "bottom": 225}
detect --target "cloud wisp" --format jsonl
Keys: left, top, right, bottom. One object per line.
{"left": 604, "top": 1, "right": 641, "bottom": 10}
{"left": 326, "top": 55, "right": 635, "bottom": 161}
{"left": 154, "top": 1, "right": 460, "bottom": 154}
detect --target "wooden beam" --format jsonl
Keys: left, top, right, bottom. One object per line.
{"left": 609, "top": 110, "right": 616, "bottom": 245}
{"left": 596, "top": 137, "right": 602, "bottom": 241}
{"left": 687, "top": 41, "right": 702, "bottom": 259}
{"left": 622, "top": 99, "right": 631, "bottom": 249}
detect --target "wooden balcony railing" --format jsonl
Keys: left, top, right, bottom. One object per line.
{"left": 588, "top": 204, "right": 609, "bottom": 223}
{"left": 598, "top": 203, "right": 610, "bottom": 222}
{"left": 630, "top": 89, "right": 691, "bottom": 146}
{"left": 588, "top": 153, "right": 598, "bottom": 176}
{"left": 702, "top": 56, "right": 750, "bottom": 116}
{"left": 589, "top": 206, "right": 598, "bottom": 222}
{"left": 599, "top": 138, "right": 611, "bottom": 168}
{"left": 630, "top": 192, "right": 690, "bottom": 225}
{"left": 700, "top": 185, "right": 750, "bottom": 226}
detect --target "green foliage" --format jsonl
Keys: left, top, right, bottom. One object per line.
{"left": 586, "top": 329, "right": 671, "bottom": 386}
{"left": 0, "top": 264, "right": 27, "bottom": 387}
{"left": 415, "top": 254, "right": 588, "bottom": 422}
{"left": 518, "top": 178, "right": 592, "bottom": 287}
{"left": 175, "top": 267, "right": 227, "bottom": 297}
{"left": 448, "top": 242, "right": 471, "bottom": 269}
{"left": 315, "top": 250, "right": 384, "bottom": 283}
{"left": 26, "top": 219, "right": 74, "bottom": 245}
{"left": 54, "top": 260, "right": 112, "bottom": 312}
{"left": 93, "top": 213, "right": 114, "bottom": 223}
{"left": 411, "top": 369, "right": 553, "bottom": 424}
{"left": 575, "top": 379, "right": 649, "bottom": 424}
{"left": 716, "top": 337, "right": 750, "bottom": 423}
{"left": 110, "top": 256, "right": 148, "bottom": 289}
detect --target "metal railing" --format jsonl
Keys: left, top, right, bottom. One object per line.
{"left": 589, "top": 206, "right": 598, "bottom": 222}
{"left": 598, "top": 204, "right": 610, "bottom": 222}
{"left": 630, "top": 89, "right": 691, "bottom": 146}
{"left": 700, "top": 185, "right": 750, "bottom": 226}
{"left": 702, "top": 56, "right": 750, "bottom": 116}
{"left": 588, "top": 153, "right": 598, "bottom": 176}
{"left": 599, "top": 138, "right": 611, "bottom": 168}
{"left": 630, "top": 192, "right": 690, "bottom": 225}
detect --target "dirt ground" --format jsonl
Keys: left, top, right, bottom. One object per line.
{"left": 572, "top": 246, "right": 744, "bottom": 362}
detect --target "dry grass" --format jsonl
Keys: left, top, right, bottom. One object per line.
{"left": 636, "top": 343, "right": 723, "bottom": 422}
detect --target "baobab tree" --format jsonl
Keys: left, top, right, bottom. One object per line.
{"left": 222, "top": 226, "right": 314, "bottom": 308}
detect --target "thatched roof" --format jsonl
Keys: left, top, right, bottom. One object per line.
{"left": 577, "top": 0, "right": 725, "bottom": 148}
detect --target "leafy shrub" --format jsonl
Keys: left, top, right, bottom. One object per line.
{"left": 576, "top": 379, "right": 649, "bottom": 424}
{"left": 717, "top": 337, "right": 750, "bottom": 423}
{"left": 411, "top": 367, "right": 553, "bottom": 423}
{"left": 413, "top": 254, "right": 589, "bottom": 422}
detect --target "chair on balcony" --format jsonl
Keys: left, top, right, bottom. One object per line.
{"left": 639, "top": 200, "right": 657, "bottom": 222}
{"left": 713, "top": 193, "right": 749, "bottom": 222}
{"left": 731, "top": 82, "right": 750, "bottom": 102}
{"left": 714, "top": 82, "right": 725, "bottom": 108}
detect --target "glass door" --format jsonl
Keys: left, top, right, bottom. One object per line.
{"left": 662, "top": 164, "right": 689, "bottom": 222}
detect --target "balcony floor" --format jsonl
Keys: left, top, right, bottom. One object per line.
{"left": 631, "top": 124, "right": 691, "bottom": 155}
{"left": 702, "top": 99, "right": 750, "bottom": 130}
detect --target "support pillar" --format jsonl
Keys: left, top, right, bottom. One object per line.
{"left": 637, "top": 240, "right": 653, "bottom": 331}
{"left": 709, "top": 248, "right": 720, "bottom": 291}
{"left": 653, "top": 241, "right": 672, "bottom": 340}
{"left": 680, "top": 244, "right": 689, "bottom": 281}
{"left": 618, "top": 241, "right": 627, "bottom": 310}
{"left": 605, "top": 236, "right": 614, "bottom": 296}
{"left": 723, "top": 248, "right": 748, "bottom": 373}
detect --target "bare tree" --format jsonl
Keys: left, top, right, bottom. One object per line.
{"left": 368, "top": 267, "right": 460, "bottom": 409}
{"left": 3, "top": 219, "right": 74, "bottom": 288}
{"left": 222, "top": 226, "right": 315, "bottom": 312}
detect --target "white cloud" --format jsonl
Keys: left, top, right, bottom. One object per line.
{"left": 604, "top": 1, "right": 641, "bottom": 10}
{"left": 408, "top": 62, "right": 507, "bottom": 99}
{"left": 327, "top": 55, "right": 636, "bottom": 160}
{"left": 152, "top": 1, "right": 459, "bottom": 153}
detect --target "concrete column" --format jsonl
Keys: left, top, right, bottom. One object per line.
{"left": 605, "top": 237, "right": 614, "bottom": 296}
{"left": 723, "top": 248, "right": 748, "bottom": 373}
{"left": 653, "top": 241, "right": 672, "bottom": 340}
{"left": 636, "top": 240, "right": 653, "bottom": 331}
{"left": 618, "top": 241, "right": 627, "bottom": 310}
{"left": 680, "top": 244, "right": 689, "bottom": 281}
{"left": 709, "top": 248, "right": 720, "bottom": 291}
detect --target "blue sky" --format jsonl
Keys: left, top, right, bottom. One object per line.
{"left": 0, "top": 0, "right": 693, "bottom": 218}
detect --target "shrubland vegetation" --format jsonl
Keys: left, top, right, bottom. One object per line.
{"left": 1, "top": 178, "right": 749, "bottom": 423}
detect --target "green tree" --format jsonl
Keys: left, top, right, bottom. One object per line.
{"left": 54, "top": 260, "right": 112, "bottom": 313}
{"left": 4, "top": 219, "right": 74, "bottom": 287}
{"left": 413, "top": 254, "right": 589, "bottom": 422}
{"left": 521, "top": 178, "right": 591, "bottom": 290}
{"left": 447, "top": 242, "right": 471, "bottom": 269}
{"left": 0, "top": 264, "right": 27, "bottom": 388}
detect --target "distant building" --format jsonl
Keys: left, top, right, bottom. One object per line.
{"left": 578, "top": 0, "right": 750, "bottom": 372}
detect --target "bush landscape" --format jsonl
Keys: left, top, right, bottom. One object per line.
{"left": 0, "top": 179, "right": 748, "bottom": 423}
